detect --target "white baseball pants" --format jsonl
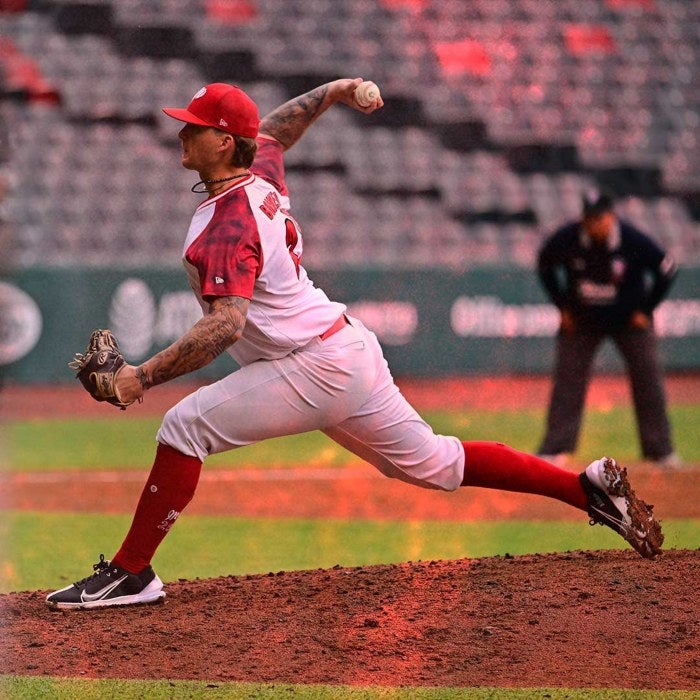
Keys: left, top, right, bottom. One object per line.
{"left": 157, "top": 317, "right": 465, "bottom": 491}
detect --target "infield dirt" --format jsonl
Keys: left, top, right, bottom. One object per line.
{"left": 0, "top": 550, "right": 698, "bottom": 690}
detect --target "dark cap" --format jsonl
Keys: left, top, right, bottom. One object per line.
{"left": 582, "top": 190, "right": 614, "bottom": 217}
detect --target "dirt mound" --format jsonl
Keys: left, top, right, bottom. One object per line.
{"left": 1, "top": 550, "right": 698, "bottom": 690}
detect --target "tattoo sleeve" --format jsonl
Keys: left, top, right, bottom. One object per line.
{"left": 137, "top": 296, "right": 249, "bottom": 389}
{"left": 259, "top": 84, "right": 331, "bottom": 150}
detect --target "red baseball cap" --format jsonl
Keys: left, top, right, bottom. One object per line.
{"left": 163, "top": 83, "right": 260, "bottom": 138}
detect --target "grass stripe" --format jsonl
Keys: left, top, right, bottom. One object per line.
{"left": 2, "top": 511, "right": 698, "bottom": 594}
{"left": 0, "top": 676, "right": 696, "bottom": 699}
{"left": 5, "top": 406, "right": 699, "bottom": 472}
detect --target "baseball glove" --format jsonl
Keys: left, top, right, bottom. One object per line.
{"left": 68, "top": 329, "right": 136, "bottom": 410}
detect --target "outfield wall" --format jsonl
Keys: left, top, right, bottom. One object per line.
{"left": 1, "top": 266, "right": 698, "bottom": 382}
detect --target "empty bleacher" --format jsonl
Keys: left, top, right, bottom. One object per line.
{"left": 1, "top": 0, "right": 698, "bottom": 269}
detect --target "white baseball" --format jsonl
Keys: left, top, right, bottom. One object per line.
{"left": 354, "top": 81, "right": 380, "bottom": 107}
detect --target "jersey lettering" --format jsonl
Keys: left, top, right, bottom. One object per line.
{"left": 285, "top": 217, "right": 303, "bottom": 279}
{"left": 259, "top": 191, "right": 281, "bottom": 220}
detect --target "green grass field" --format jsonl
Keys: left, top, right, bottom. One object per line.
{"left": 5, "top": 405, "right": 699, "bottom": 472}
{"left": 1, "top": 676, "right": 698, "bottom": 700}
{"left": 4, "top": 510, "right": 698, "bottom": 594}
{"left": 1, "top": 677, "right": 697, "bottom": 700}
{"left": 2, "top": 404, "right": 698, "bottom": 698}
{"left": 3, "top": 403, "right": 699, "bottom": 592}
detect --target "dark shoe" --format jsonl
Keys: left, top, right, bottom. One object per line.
{"left": 46, "top": 554, "right": 165, "bottom": 610}
{"left": 579, "top": 457, "right": 664, "bottom": 560}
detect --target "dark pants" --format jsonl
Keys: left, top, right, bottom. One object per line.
{"left": 538, "top": 324, "right": 673, "bottom": 459}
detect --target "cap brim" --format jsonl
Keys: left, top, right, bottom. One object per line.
{"left": 162, "top": 107, "right": 214, "bottom": 127}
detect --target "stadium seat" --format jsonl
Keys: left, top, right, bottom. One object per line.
{"left": 1, "top": 0, "right": 698, "bottom": 268}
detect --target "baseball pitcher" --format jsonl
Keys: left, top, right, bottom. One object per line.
{"left": 48, "top": 78, "right": 663, "bottom": 610}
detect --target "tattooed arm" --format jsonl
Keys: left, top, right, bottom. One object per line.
{"left": 259, "top": 77, "right": 384, "bottom": 151}
{"left": 115, "top": 296, "right": 249, "bottom": 403}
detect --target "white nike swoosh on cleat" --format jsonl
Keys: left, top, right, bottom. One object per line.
{"left": 80, "top": 575, "right": 128, "bottom": 602}
{"left": 590, "top": 505, "right": 625, "bottom": 528}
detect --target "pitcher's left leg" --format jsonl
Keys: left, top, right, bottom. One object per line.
{"left": 158, "top": 330, "right": 374, "bottom": 461}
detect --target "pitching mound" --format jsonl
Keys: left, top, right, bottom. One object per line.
{"left": 1, "top": 549, "right": 698, "bottom": 690}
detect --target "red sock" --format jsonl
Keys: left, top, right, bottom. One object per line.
{"left": 112, "top": 443, "right": 202, "bottom": 573}
{"left": 461, "top": 441, "right": 587, "bottom": 511}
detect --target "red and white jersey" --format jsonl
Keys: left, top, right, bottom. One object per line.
{"left": 182, "top": 135, "right": 345, "bottom": 366}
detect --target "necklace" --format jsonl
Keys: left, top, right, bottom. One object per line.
{"left": 191, "top": 171, "right": 250, "bottom": 194}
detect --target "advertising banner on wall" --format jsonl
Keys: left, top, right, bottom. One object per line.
{"left": 1, "top": 267, "right": 698, "bottom": 382}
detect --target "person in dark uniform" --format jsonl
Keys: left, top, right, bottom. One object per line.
{"left": 537, "top": 190, "right": 680, "bottom": 468}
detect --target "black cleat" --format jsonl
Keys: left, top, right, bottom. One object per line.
{"left": 46, "top": 554, "right": 165, "bottom": 610}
